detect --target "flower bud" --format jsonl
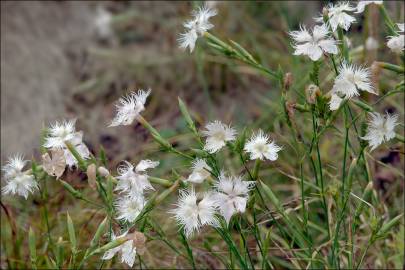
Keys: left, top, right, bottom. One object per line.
{"left": 86, "top": 164, "right": 97, "bottom": 190}
{"left": 305, "top": 84, "right": 320, "bottom": 104}
{"left": 322, "top": 7, "right": 329, "bottom": 20}
{"left": 97, "top": 166, "right": 110, "bottom": 177}
{"left": 283, "top": 72, "right": 293, "bottom": 91}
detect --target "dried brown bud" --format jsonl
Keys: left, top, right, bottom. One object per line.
{"left": 283, "top": 72, "right": 293, "bottom": 91}
{"left": 97, "top": 166, "right": 110, "bottom": 177}
{"left": 322, "top": 7, "right": 329, "bottom": 18}
{"left": 305, "top": 84, "right": 320, "bottom": 104}
{"left": 371, "top": 61, "right": 381, "bottom": 90}
{"left": 130, "top": 231, "right": 146, "bottom": 255}
{"left": 86, "top": 164, "right": 97, "bottom": 190}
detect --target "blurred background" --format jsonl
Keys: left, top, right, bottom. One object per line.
{"left": 1, "top": 1, "right": 404, "bottom": 268}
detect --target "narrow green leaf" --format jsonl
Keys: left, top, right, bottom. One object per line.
{"left": 29, "top": 227, "right": 37, "bottom": 270}
{"left": 178, "top": 97, "right": 198, "bottom": 135}
{"left": 66, "top": 212, "right": 77, "bottom": 253}
{"left": 229, "top": 39, "right": 258, "bottom": 64}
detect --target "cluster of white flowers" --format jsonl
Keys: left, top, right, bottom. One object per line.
{"left": 44, "top": 119, "right": 90, "bottom": 168}
{"left": 178, "top": 4, "right": 217, "bottom": 52}
{"left": 2, "top": 155, "right": 38, "bottom": 199}
{"left": 172, "top": 171, "right": 255, "bottom": 237}
{"left": 201, "top": 121, "right": 281, "bottom": 161}
{"left": 387, "top": 23, "right": 404, "bottom": 53}
{"left": 102, "top": 160, "right": 158, "bottom": 266}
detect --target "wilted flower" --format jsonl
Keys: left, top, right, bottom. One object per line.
{"left": 317, "top": 2, "right": 356, "bottom": 32}
{"left": 187, "top": 159, "right": 212, "bottom": 184}
{"left": 109, "top": 89, "right": 151, "bottom": 127}
{"left": 2, "top": 155, "right": 38, "bottom": 199}
{"left": 329, "top": 94, "right": 344, "bottom": 111}
{"left": 42, "top": 149, "right": 66, "bottom": 179}
{"left": 171, "top": 188, "right": 218, "bottom": 237}
{"left": 178, "top": 4, "right": 217, "bottom": 52}
{"left": 213, "top": 172, "right": 255, "bottom": 224}
{"left": 361, "top": 112, "right": 398, "bottom": 150}
{"left": 244, "top": 130, "right": 282, "bottom": 161}
{"left": 289, "top": 24, "right": 338, "bottom": 61}
{"left": 44, "top": 119, "right": 90, "bottom": 168}
{"left": 387, "top": 23, "right": 404, "bottom": 53}
{"left": 115, "top": 195, "right": 146, "bottom": 223}
{"left": 332, "top": 62, "right": 376, "bottom": 99}
{"left": 202, "top": 120, "right": 237, "bottom": 153}
{"left": 115, "top": 160, "right": 159, "bottom": 196}
{"left": 356, "top": 1, "right": 383, "bottom": 13}
{"left": 102, "top": 232, "right": 137, "bottom": 267}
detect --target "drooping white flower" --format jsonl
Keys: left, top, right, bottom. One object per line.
{"left": 171, "top": 188, "right": 218, "bottom": 237}
{"left": 102, "top": 232, "right": 137, "bottom": 267}
{"left": 317, "top": 2, "right": 356, "bottom": 32}
{"left": 289, "top": 24, "right": 338, "bottom": 61}
{"left": 187, "top": 159, "right": 212, "bottom": 184}
{"left": 115, "top": 195, "right": 146, "bottom": 223}
{"left": 361, "top": 112, "right": 398, "bottom": 150}
{"left": 213, "top": 172, "right": 255, "bottom": 225}
{"left": 365, "top": 36, "right": 379, "bottom": 50}
{"left": 356, "top": 1, "right": 383, "bottom": 13}
{"left": 332, "top": 62, "right": 376, "bottom": 99}
{"left": 44, "top": 119, "right": 90, "bottom": 168}
{"left": 387, "top": 23, "right": 404, "bottom": 53}
{"left": 244, "top": 130, "right": 282, "bottom": 161}
{"left": 115, "top": 160, "right": 159, "bottom": 196}
{"left": 202, "top": 120, "right": 237, "bottom": 153}
{"left": 109, "top": 89, "right": 151, "bottom": 127}
{"left": 329, "top": 93, "right": 344, "bottom": 111}
{"left": 2, "top": 155, "right": 38, "bottom": 199}
{"left": 178, "top": 4, "right": 217, "bottom": 52}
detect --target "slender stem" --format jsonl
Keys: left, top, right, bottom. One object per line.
{"left": 252, "top": 159, "right": 261, "bottom": 180}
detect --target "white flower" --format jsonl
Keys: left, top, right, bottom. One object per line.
{"left": 44, "top": 119, "right": 90, "bottom": 168}
{"left": 171, "top": 188, "right": 218, "bottom": 237}
{"left": 115, "top": 195, "right": 146, "bottom": 223}
{"left": 202, "top": 120, "right": 237, "bottom": 153}
{"left": 2, "top": 155, "right": 38, "bottom": 199}
{"left": 332, "top": 62, "right": 376, "bottom": 98}
{"left": 109, "top": 89, "right": 151, "bottom": 127}
{"left": 178, "top": 4, "right": 217, "bottom": 52}
{"left": 213, "top": 172, "right": 255, "bottom": 225}
{"left": 289, "top": 24, "right": 338, "bottom": 61}
{"left": 115, "top": 160, "right": 159, "bottom": 196}
{"left": 361, "top": 112, "right": 398, "bottom": 150}
{"left": 329, "top": 94, "right": 344, "bottom": 111}
{"left": 93, "top": 6, "right": 113, "bottom": 39}
{"left": 356, "top": 1, "right": 383, "bottom": 13}
{"left": 387, "top": 23, "right": 404, "bottom": 53}
{"left": 102, "top": 232, "right": 137, "bottom": 267}
{"left": 317, "top": 2, "right": 356, "bottom": 32}
{"left": 187, "top": 159, "right": 212, "bottom": 184}
{"left": 365, "top": 36, "right": 379, "bottom": 50}
{"left": 244, "top": 130, "right": 282, "bottom": 161}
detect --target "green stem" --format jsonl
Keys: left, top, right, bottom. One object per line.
{"left": 338, "top": 27, "right": 349, "bottom": 61}
{"left": 252, "top": 159, "right": 261, "bottom": 180}
{"left": 379, "top": 5, "right": 397, "bottom": 36}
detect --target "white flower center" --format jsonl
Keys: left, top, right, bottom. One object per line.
{"left": 213, "top": 131, "right": 226, "bottom": 141}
